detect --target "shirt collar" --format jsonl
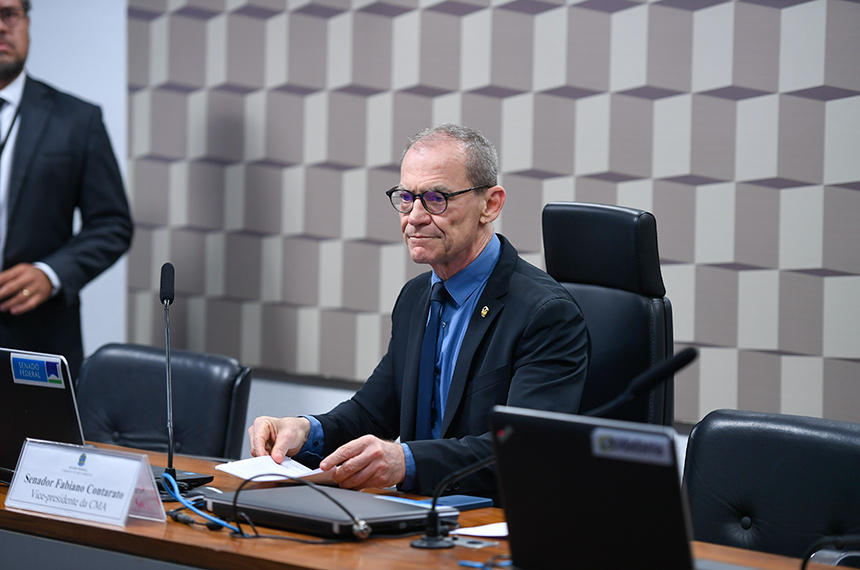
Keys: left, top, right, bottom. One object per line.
{"left": 431, "top": 233, "right": 501, "bottom": 306}
{"left": 0, "top": 72, "right": 26, "bottom": 109}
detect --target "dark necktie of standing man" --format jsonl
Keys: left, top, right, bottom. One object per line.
{"left": 0, "top": 98, "right": 6, "bottom": 160}
{"left": 416, "top": 281, "right": 447, "bottom": 440}
{"left": 0, "top": 98, "right": 7, "bottom": 245}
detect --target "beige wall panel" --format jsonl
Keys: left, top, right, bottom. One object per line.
{"left": 126, "top": 0, "right": 860, "bottom": 424}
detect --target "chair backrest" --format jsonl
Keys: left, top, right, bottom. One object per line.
{"left": 542, "top": 201, "right": 673, "bottom": 425}
{"left": 76, "top": 343, "right": 252, "bottom": 460}
{"left": 683, "top": 408, "right": 860, "bottom": 559}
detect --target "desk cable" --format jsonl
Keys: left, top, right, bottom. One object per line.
{"left": 161, "top": 472, "right": 240, "bottom": 533}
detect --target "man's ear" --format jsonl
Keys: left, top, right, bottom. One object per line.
{"left": 480, "top": 185, "right": 506, "bottom": 224}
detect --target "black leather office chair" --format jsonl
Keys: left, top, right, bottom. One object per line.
{"left": 542, "top": 202, "right": 674, "bottom": 425}
{"left": 76, "top": 343, "right": 252, "bottom": 460}
{"left": 683, "top": 409, "right": 860, "bottom": 561}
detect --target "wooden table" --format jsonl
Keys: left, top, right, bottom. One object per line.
{"left": 0, "top": 446, "right": 828, "bottom": 570}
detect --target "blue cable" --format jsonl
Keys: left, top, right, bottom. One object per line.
{"left": 458, "top": 561, "right": 511, "bottom": 568}
{"left": 160, "top": 472, "right": 240, "bottom": 533}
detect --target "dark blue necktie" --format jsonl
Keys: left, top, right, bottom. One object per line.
{"left": 416, "top": 281, "right": 446, "bottom": 440}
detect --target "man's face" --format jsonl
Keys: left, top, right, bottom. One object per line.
{"left": 398, "top": 140, "right": 494, "bottom": 280}
{"left": 0, "top": 0, "right": 27, "bottom": 86}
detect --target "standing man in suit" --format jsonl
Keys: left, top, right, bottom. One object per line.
{"left": 249, "top": 124, "right": 588, "bottom": 499}
{"left": 0, "top": 0, "right": 132, "bottom": 379}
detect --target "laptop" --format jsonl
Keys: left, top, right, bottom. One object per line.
{"left": 203, "top": 484, "right": 460, "bottom": 539}
{"left": 490, "top": 406, "right": 762, "bottom": 570}
{"left": 0, "top": 348, "right": 85, "bottom": 483}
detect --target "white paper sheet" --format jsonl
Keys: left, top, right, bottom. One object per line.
{"left": 215, "top": 455, "right": 334, "bottom": 484}
{"left": 451, "top": 522, "right": 509, "bottom": 537}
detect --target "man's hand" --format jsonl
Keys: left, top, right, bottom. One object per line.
{"left": 0, "top": 264, "right": 53, "bottom": 315}
{"left": 248, "top": 416, "right": 311, "bottom": 464}
{"left": 319, "top": 435, "right": 406, "bottom": 490}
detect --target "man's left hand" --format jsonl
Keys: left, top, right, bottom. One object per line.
{"left": 0, "top": 264, "right": 53, "bottom": 315}
{"left": 320, "top": 435, "right": 406, "bottom": 490}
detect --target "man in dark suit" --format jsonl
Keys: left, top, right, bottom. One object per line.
{"left": 249, "top": 124, "right": 588, "bottom": 499}
{"left": 0, "top": 0, "right": 132, "bottom": 379}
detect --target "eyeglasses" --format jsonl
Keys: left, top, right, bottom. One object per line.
{"left": 0, "top": 7, "right": 26, "bottom": 29}
{"left": 386, "top": 185, "right": 489, "bottom": 215}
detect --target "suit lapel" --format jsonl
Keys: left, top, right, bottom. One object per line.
{"left": 440, "top": 236, "right": 516, "bottom": 435}
{"left": 7, "top": 78, "right": 52, "bottom": 221}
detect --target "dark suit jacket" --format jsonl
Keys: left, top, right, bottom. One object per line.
{"left": 0, "top": 76, "right": 133, "bottom": 378}
{"left": 316, "top": 235, "right": 589, "bottom": 500}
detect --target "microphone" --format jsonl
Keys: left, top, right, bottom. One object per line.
{"left": 152, "top": 263, "right": 214, "bottom": 499}
{"left": 582, "top": 347, "right": 699, "bottom": 418}
{"left": 160, "top": 262, "right": 175, "bottom": 306}
{"left": 161, "top": 262, "right": 176, "bottom": 484}
{"left": 411, "top": 454, "right": 496, "bottom": 549}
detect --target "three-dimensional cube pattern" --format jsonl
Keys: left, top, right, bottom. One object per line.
{"left": 127, "top": 0, "right": 860, "bottom": 423}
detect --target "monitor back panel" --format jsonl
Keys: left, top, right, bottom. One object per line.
{"left": 490, "top": 406, "right": 695, "bottom": 569}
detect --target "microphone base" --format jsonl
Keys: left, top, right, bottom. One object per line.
{"left": 411, "top": 535, "right": 455, "bottom": 549}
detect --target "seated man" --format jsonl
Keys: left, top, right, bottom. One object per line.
{"left": 249, "top": 123, "right": 589, "bottom": 500}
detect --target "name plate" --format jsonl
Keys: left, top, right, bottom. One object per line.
{"left": 5, "top": 439, "right": 166, "bottom": 526}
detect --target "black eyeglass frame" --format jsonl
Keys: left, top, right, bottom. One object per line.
{"left": 386, "top": 185, "right": 490, "bottom": 215}
{"left": 0, "top": 7, "right": 26, "bottom": 29}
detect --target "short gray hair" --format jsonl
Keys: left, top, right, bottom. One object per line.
{"left": 402, "top": 123, "right": 498, "bottom": 188}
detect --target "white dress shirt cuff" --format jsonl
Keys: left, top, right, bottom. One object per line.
{"left": 33, "top": 261, "right": 61, "bottom": 297}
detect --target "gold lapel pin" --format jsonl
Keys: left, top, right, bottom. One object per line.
{"left": 481, "top": 306, "right": 489, "bottom": 317}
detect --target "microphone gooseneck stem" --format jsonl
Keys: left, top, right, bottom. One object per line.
{"left": 164, "top": 298, "right": 175, "bottom": 476}
{"left": 411, "top": 454, "right": 496, "bottom": 549}
{"left": 583, "top": 347, "right": 699, "bottom": 418}
{"left": 430, "top": 454, "right": 496, "bottom": 511}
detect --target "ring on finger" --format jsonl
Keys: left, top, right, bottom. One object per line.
{"left": 21, "top": 289, "right": 30, "bottom": 298}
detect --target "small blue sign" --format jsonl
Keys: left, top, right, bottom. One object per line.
{"left": 11, "top": 354, "right": 65, "bottom": 388}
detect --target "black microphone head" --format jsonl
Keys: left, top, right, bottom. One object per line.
{"left": 629, "top": 347, "right": 699, "bottom": 397}
{"left": 160, "top": 262, "right": 175, "bottom": 305}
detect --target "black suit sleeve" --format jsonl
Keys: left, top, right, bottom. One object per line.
{"left": 39, "top": 104, "right": 132, "bottom": 302}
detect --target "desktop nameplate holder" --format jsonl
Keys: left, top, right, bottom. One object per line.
{"left": 5, "top": 439, "right": 166, "bottom": 526}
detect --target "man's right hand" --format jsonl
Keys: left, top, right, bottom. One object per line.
{"left": 248, "top": 416, "right": 312, "bottom": 464}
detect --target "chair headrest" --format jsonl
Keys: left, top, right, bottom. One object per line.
{"left": 79, "top": 343, "right": 245, "bottom": 388}
{"left": 542, "top": 202, "right": 666, "bottom": 297}
{"left": 684, "top": 408, "right": 860, "bottom": 559}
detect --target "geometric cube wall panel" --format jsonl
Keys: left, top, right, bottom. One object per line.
{"left": 127, "top": 0, "right": 860, "bottom": 424}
